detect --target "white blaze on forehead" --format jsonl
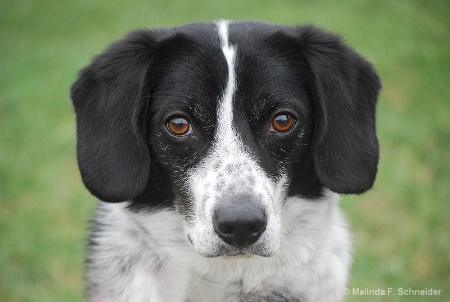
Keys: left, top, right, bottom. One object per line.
{"left": 216, "top": 20, "right": 241, "bottom": 153}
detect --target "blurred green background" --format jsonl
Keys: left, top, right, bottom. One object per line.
{"left": 0, "top": 0, "right": 448, "bottom": 301}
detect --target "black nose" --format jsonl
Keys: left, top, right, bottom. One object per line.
{"left": 213, "top": 202, "right": 267, "bottom": 247}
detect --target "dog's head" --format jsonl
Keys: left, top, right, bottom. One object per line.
{"left": 71, "top": 21, "right": 380, "bottom": 257}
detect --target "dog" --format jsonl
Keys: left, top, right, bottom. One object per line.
{"left": 70, "top": 20, "right": 380, "bottom": 302}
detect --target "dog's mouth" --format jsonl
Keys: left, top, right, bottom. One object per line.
{"left": 188, "top": 234, "right": 276, "bottom": 258}
{"left": 198, "top": 247, "right": 274, "bottom": 258}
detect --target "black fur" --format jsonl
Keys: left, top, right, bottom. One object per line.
{"left": 70, "top": 30, "right": 159, "bottom": 202}
{"left": 298, "top": 26, "right": 381, "bottom": 194}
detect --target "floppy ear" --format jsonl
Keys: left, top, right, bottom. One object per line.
{"left": 298, "top": 26, "right": 381, "bottom": 194}
{"left": 70, "top": 30, "right": 158, "bottom": 202}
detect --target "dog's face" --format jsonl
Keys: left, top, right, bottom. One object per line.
{"left": 71, "top": 21, "right": 380, "bottom": 257}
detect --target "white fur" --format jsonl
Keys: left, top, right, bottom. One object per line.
{"left": 88, "top": 192, "right": 350, "bottom": 302}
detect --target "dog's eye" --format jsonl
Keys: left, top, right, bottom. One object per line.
{"left": 270, "top": 113, "right": 296, "bottom": 133}
{"left": 167, "top": 117, "right": 192, "bottom": 136}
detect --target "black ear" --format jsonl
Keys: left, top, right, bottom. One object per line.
{"left": 298, "top": 26, "right": 381, "bottom": 194}
{"left": 70, "top": 30, "right": 158, "bottom": 202}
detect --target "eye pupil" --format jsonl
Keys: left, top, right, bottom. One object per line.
{"left": 167, "top": 117, "right": 190, "bottom": 136}
{"left": 271, "top": 114, "right": 296, "bottom": 133}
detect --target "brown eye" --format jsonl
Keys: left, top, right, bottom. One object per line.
{"left": 167, "top": 117, "right": 191, "bottom": 136}
{"left": 271, "top": 113, "right": 296, "bottom": 133}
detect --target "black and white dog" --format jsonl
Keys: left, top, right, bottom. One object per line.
{"left": 71, "top": 20, "right": 380, "bottom": 302}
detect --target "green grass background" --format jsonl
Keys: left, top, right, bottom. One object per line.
{"left": 0, "top": 0, "right": 448, "bottom": 301}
